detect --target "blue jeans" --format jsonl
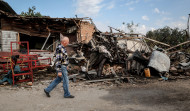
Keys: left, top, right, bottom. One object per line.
{"left": 45, "top": 65, "right": 70, "bottom": 97}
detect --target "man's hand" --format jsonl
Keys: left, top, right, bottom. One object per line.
{"left": 58, "top": 72, "right": 62, "bottom": 77}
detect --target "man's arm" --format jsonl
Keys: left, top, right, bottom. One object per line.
{"left": 55, "top": 45, "right": 63, "bottom": 73}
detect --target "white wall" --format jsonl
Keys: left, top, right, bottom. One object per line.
{"left": 0, "top": 30, "right": 18, "bottom": 52}
{"left": 118, "top": 39, "right": 151, "bottom": 52}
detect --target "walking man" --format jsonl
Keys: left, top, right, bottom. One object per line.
{"left": 44, "top": 34, "right": 74, "bottom": 98}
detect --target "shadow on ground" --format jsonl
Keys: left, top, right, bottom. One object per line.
{"left": 99, "top": 80, "right": 190, "bottom": 111}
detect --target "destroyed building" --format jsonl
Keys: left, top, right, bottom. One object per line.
{"left": 0, "top": 1, "right": 97, "bottom": 62}
{"left": 0, "top": 0, "right": 190, "bottom": 84}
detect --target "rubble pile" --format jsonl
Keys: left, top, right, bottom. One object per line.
{"left": 0, "top": 0, "right": 190, "bottom": 86}
{"left": 66, "top": 29, "right": 190, "bottom": 82}
{"left": 170, "top": 52, "right": 190, "bottom": 76}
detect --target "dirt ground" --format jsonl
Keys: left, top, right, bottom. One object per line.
{"left": 0, "top": 77, "right": 190, "bottom": 111}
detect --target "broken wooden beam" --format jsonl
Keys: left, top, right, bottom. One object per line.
{"left": 68, "top": 73, "right": 80, "bottom": 79}
{"left": 117, "top": 36, "right": 170, "bottom": 47}
{"left": 166, "top": 40, "right": 190, "bottom": 51}
{"left": 85, "top": 77, "right": 135, "bottom": 83}
{"left": 143, "top": 37, "right": 170, "bottom": 47}
{"left": 85, "top": 78, "right": 116, "bottom": 83}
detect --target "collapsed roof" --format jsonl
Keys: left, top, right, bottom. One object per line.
{"left": 0, "top": 10, "right": 94, "bottom": 37}
{"left": 0, "top": 0, "right": 16, "bottom": 14}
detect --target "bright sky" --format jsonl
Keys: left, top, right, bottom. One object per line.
{"left": 5, "top": 0, "right": 190, "bottom": 34}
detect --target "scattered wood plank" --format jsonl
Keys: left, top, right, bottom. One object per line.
{"left": 85, "top": 78, "right": 116, "bottom": 83}
{"left": 117, "top": 36, "right": 170, "bottom": 47}
{"left": 166, "top": 40, "right": 190, "bottom": 51}
{"left": 85, "top": 77, "right": 135, "bottom": 83}
{"left": 143, "top": 37, "right": 170, "bottom": 47}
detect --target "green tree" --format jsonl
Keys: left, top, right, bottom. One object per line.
{"left": 123, "top": 21, "right": 139, "bottom": 33}
{"left": 20, "top": 6, "right": 42, "bottom": 17}
{"left": 146, "top": 26, "right": 189, "bottom": 50}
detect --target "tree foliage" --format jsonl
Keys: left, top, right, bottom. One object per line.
{"left": 123, "top": 21, "right": 139, "bottom": 33}
{"left": 20, "top": 6, "right": 42, "bottom": 17}
{"left": 146, "top": 26, "right": 188, "bottom": 46}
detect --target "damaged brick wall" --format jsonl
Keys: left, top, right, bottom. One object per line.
{"left": 80, "top": 21, "right": 95, "bottom": 43}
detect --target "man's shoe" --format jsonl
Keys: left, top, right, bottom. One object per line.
{"left": 44, "top": 89, "right": 50, "bottom": 97}
{"left": 64, "top": 95, "right": 74, "bottom": 98}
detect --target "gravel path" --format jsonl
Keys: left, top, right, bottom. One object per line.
{"left": 0, "top": 78, "right": 190, "bottom": 111}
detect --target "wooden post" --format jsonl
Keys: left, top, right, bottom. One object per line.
{"left": 53, "top": 38, "right": 56, "bottom": 51}
{"left": 17, "top": 33, "right": 20, "bottom": 49}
